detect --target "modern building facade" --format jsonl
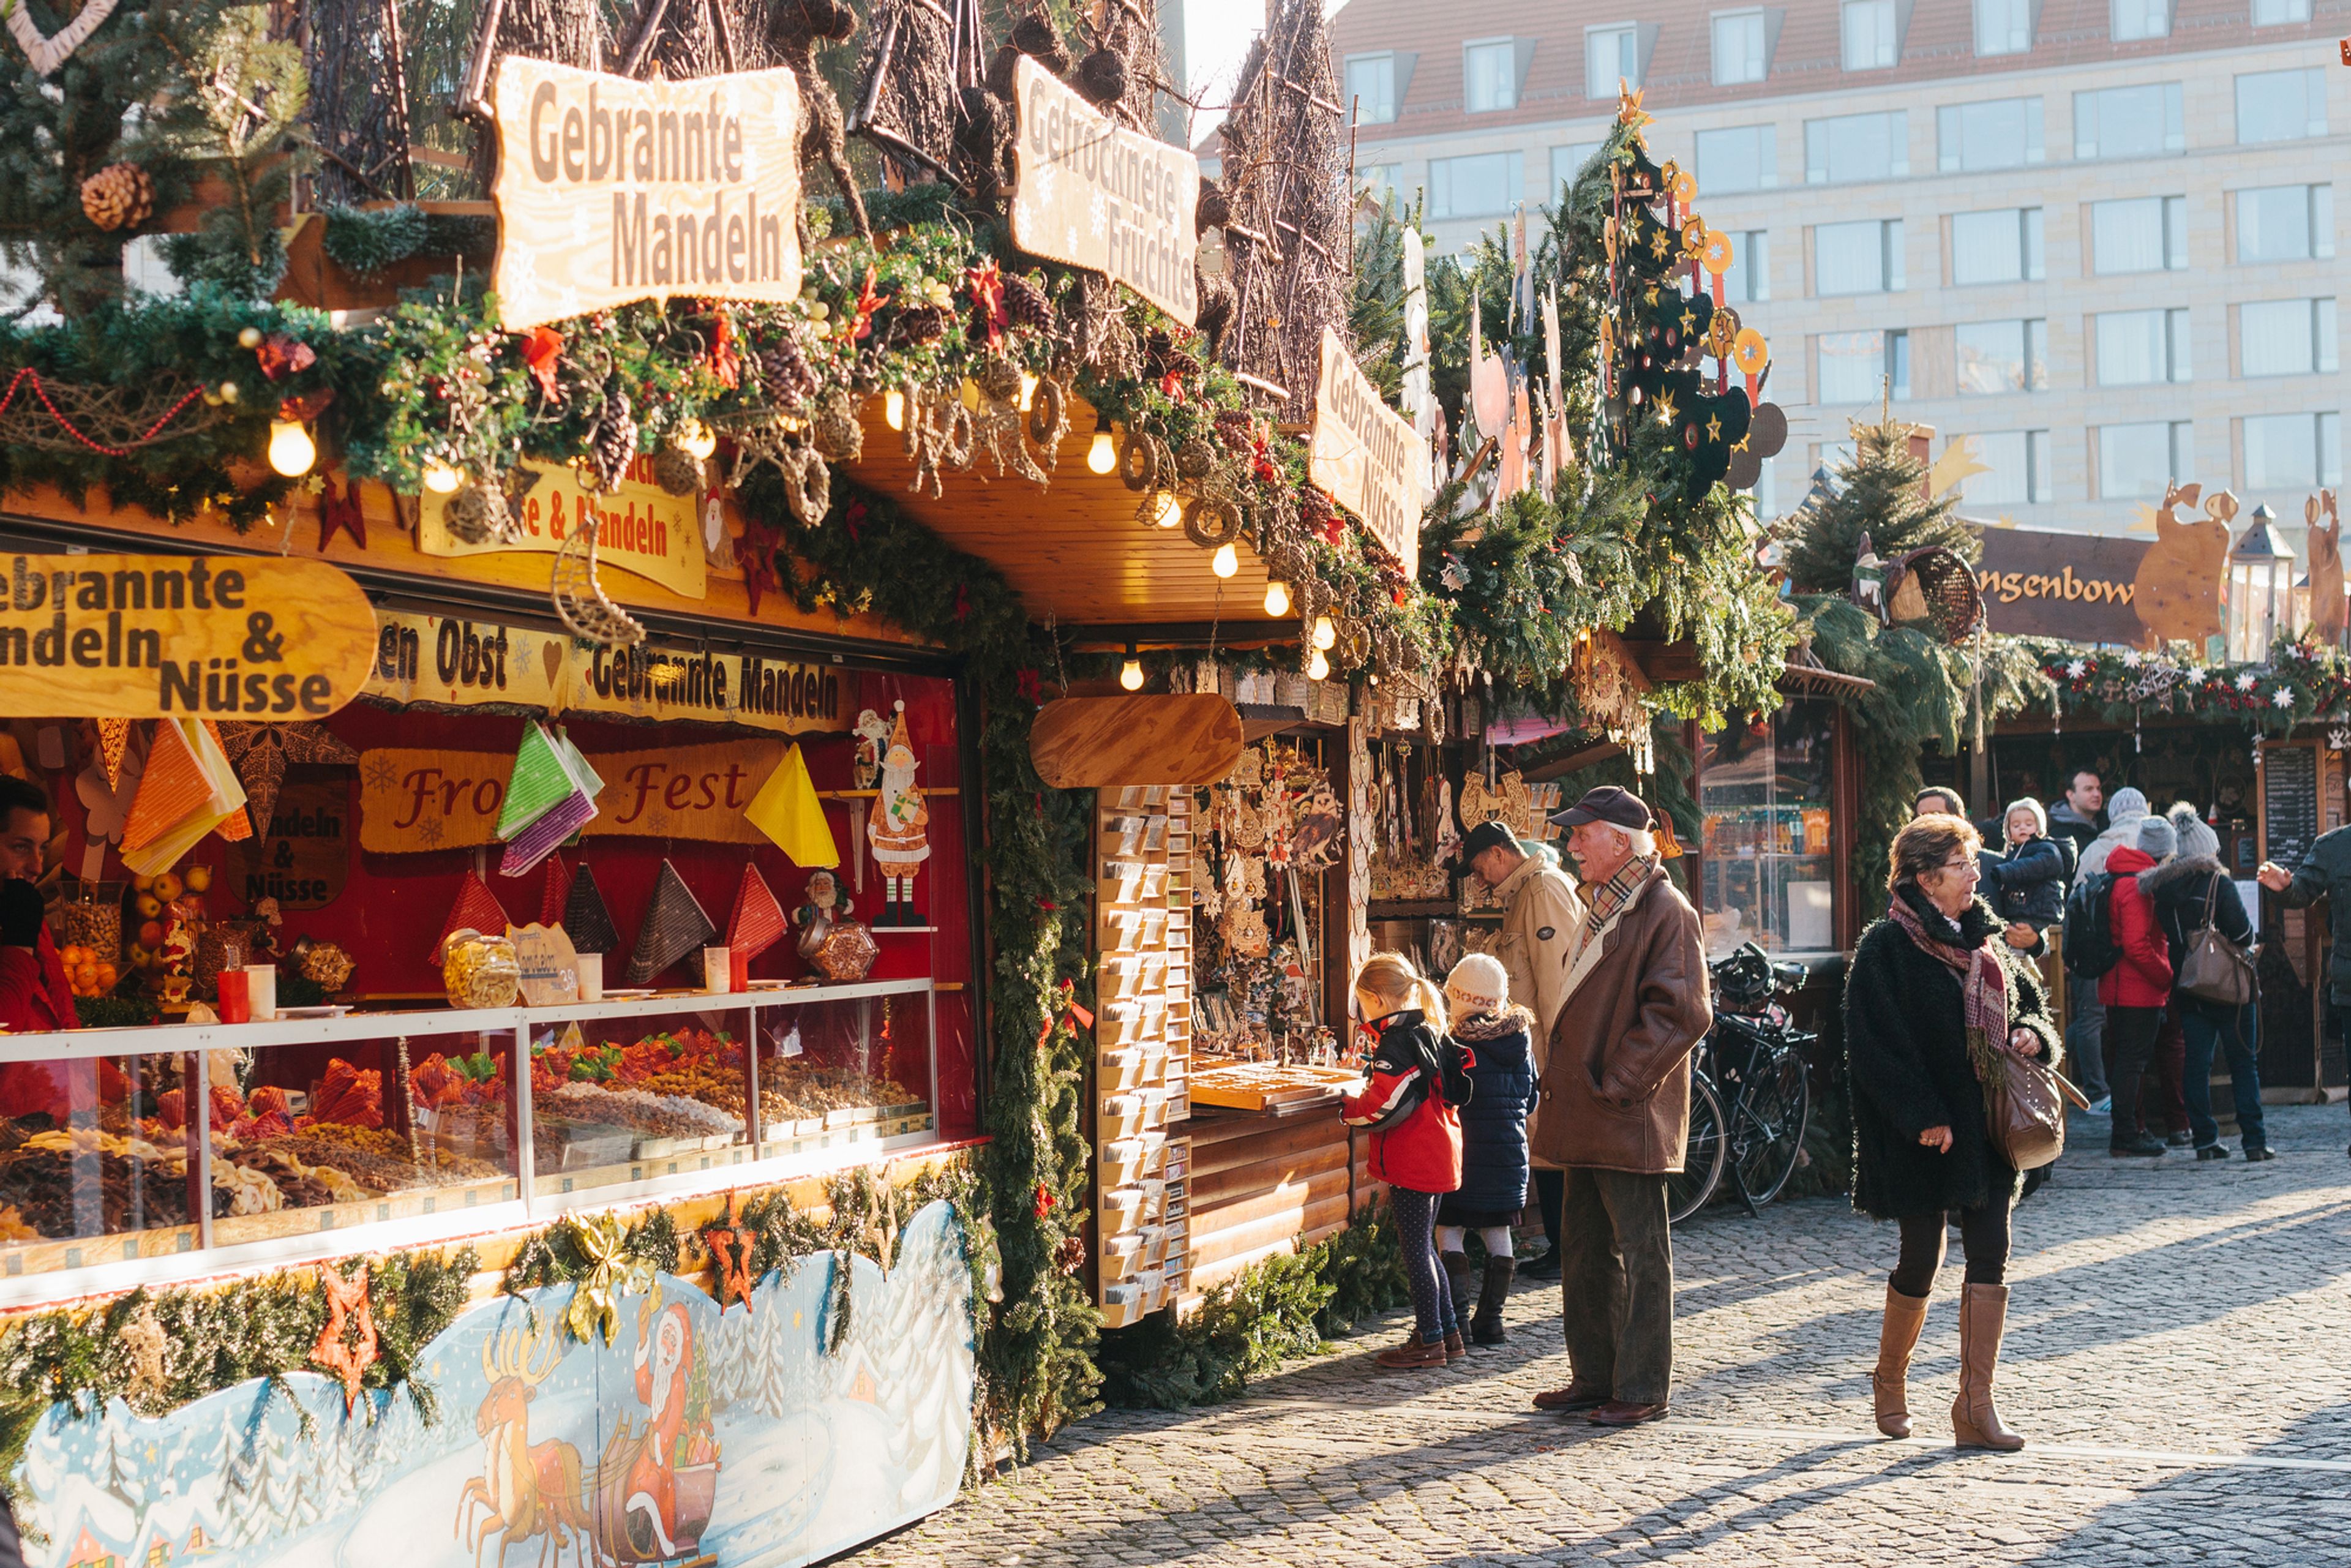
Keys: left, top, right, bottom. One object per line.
{"left": 1331, "top": 0, "right": 2347, "bottom": 535}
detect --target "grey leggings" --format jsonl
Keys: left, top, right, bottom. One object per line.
{"left": 1391, "top": 1187, "right": 1461, "bottom": 1344}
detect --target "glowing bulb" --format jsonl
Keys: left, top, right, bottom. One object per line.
{"left": 1087, "top": 429, "right": 1117, "bottom": 474}
{"left": 422, "top": 460, "right": 462, "bottom": 495}
{"left": 1311, "top": 615, "right": 1337, "bottom": 651}
{"left": 678, "top": 420, "right": 718, "bottom": 459}
{"left": 1263, "top": 579, "right": 1291, "bottom": 617}
{"left": 884, "top": 389, "right": 906, "bottom": 430}
{"left": 1212, "top": 542, "right": 1239, "bottom": 579}
{"left": 266, "top": 420, "right": 315, "bottom": 478}
{"left": 1153, "top": 492, "right": 1182, "bottom": 528}
{"left": 1308, "top": 648, "right": 1330, "bottom": 681}
{"left": 1019, "top": 372, "right": 1038, "bottom": 411}
{"left": 1120, "top": 658, "right": 1144, "bottom": 691}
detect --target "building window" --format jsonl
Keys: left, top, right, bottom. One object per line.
{"left": 2074, "top": 82, "right": 2184, "bottom": 159}
{"left": 1843, "top": 0, "right": 1899, "bottom": 69}
{"left": 1713, "top": 10, "right": 1769, "bottom": 85}
{"left": 1428, "top": 152, "right": 1515, "bottom": 220}
{"left": 2251, "top": 0, "right": 2310, "bottom": 23}
{"left": 1696, "top": 126, "right": 1777, "bottom": 195}
{"left": 2241, "top": 299, "right": 2339, "bottom": 377}
{"left": 1464, "top": 39, "right": 1518, "bottom": 113}
{"left": 1937, "top": 98, "right": 2045, "bottom": 173}
{"left": 1818, "top": 330, "right": 1911, "bottom": 403}
{"left": 2095, "top": 308, "right": 2192, "bottom": 385}
{"left": 1815, "top": 219, "right": 1904, "bottom": 294}
{"left": 2237, "top": 183, "right": 2333, "bottom": 262}
{"left": 1346, "top": 55, "right": 1398, "bottom": 124}
{"left": 1552, "top": 141, "right": 1605, "bottom": 195}
{"left": 1967, "top": 430, "right": 2054, "bottom": 506}
{"left": 1723, "top": 230, "right": 1770, "bottom": 303}
{"left": 1805, "top": 110, "right": 1908, "bottom": 184}
{"left": 2091, "top": 195, "right": 2188, "bottom": 274}
{"left": 1587, "top": 24, "right": 1641, "bottom": 100}
{"left": 2237, "top": 68, "right": 2328, "bottom": 145}
{"left": 2099, "top": 421, "right": 2194, "bottom": 498}
{"left": 1955, "top": 320, "right": 2048, "bottom": 394}
{"left": 2243, "top": 411, "right": 2342, "bottom": 490}
{"left": 1951, "top": 208, "right": 2044, "bottom": 285}
{"left": 1974, "top": 0, "right": 2034, "bottom": 56}
{"left": 2112, "top": 0, "right": 2170, "bottom": 40}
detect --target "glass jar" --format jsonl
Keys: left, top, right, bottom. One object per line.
{"left": 441, "top": 929, "right": 521, "bottom": 1010}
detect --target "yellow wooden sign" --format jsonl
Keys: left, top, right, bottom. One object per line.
{"left": 358, "top": 740, "right": 798, "bottom": 853}
{"left": 0, "top": 553, "right": 377, "bottom": 719}
{"left": 1308, "top": 329, "right": 1422, "bottom": 579}
{"left": 417, "top": 459, "right": 708, "bottom": 601}
{"left": 488, "top": 57, "right": 804, "bottom": 329}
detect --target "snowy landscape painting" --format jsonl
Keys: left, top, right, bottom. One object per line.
{"left": 21, "top": 1200, "right": 975, "bottom": 1568}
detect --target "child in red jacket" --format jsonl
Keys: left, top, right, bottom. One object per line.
{"left": 2101, "top": 814, "right": 2177, "bottom": 1157}
{"left": 1341, "top": 951, "right": 1472, "bottom": 1370}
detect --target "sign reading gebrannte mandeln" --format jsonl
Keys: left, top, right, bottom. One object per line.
{"left": 1008, "top": 56, "right": 1197, "bottom": 326}
{"left": 489, "top": 58, "right": 803, "bottom": 329}
{"left": 0, "top": 555, "right": 377, "bottom": 719}
{"left": 1307, "top": 329, "right": 1420, "bottom": 579}
{"left": 418, "top": 456, "right": 707, "bottom": 600}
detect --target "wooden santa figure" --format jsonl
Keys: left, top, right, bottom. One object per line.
{"left": 866, "top": 702, "right": 929, "bottom": 926}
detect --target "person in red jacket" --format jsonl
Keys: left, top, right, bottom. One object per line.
{"left": 1341, "top": 951, "right": 1470, "bottom": 1370}
{"left": 0, "top": 776, "right": 83, "bottom": 1123}
{"left": 2099, "top": 814, "right": 2176, "bottom": 1158}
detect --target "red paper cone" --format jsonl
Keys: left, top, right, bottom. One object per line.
{"left": 539, "top": 858, "right": 572, "bottom": 928}
{"left": 727, "top": 865, "right": 789, "bottom": 966}
{"left": 432, "top": 869, "right": 511, "bottom": 964}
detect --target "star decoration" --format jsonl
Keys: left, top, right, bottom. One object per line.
{"left": 1679, "top": 307, "right": 1698, "bottom": 336}
{"left": 1655, "top": 391, "right": 1678, "bottom": 424}
{"left": 2236, "top": 672, "right": 2260, "bottom": 692}
{"left": 309, "top": 1262, "right": 379, "bottom": 1414}
{"left": 1643, "top": 284, "right": 1660, "bottom": 306}
{"left": 2186, "top": 667, "right": 2206, "bottom": 683}
{"left": 2274, "top": 689, "right": 2297, "bottom": 708}
{"left": 1706, "top": 415, "right": 1723, "bottom": 441}
{"left": 2120, "top": 650, "right": 2142, "bottom": 666}
{"left": 2066, "top": 659, "right": 2088, "bottom": 678}
{"left": 1732, "top": 433, "right": 1752, "bottom": 454}
{"left": 1648, "top": 226, "right": 1671, "bottom": 261}
{"left": 563, "top": 1212, "right": 657, "bottom": 1345}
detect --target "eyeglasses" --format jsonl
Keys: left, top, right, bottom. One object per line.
{"left": 1937, "top": 857, "right": 1976, "bottom": 872}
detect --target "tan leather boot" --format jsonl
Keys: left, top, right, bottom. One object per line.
{"left": 1951, "top": 1282, "right": 2025, "bottom": 1451}
{"left": 1872, "top": 1285, "right": 1929, "bottom": 1438}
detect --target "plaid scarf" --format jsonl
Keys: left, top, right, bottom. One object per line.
{"left": 1569, "top": 853, "right": 1659, "bottom": 971}
{"left": 1887, "top": 888, "right": 2010, "bottom": 1080}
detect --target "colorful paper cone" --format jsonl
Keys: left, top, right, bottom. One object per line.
{"left": 96, "top": 719, "right": 130, "bottom": 790}
{"left": 561, "top": 862, "right": 621, "bottom": 955}
{"left": 743, "top": 743, "right": 838, "bottom": 867}
{"left": 496, "top": 722, "right": 574, "bottom": 839}
{"left": 624, "top": 860, "right": 716, "bottom": 985}
{"left": 431, "top": 869, "right": 511, "bottom": 964}
{"left": 538, "top": 859, "right": 573, "bottom": 929}
{"left": 727, "top": 865, "right": 789, "bottom": 965}
{"left": 121, "top": 720, "right": 250, "bottom": 874}
{"left": 121, "top": 719, "right": 210, "bottom": 853}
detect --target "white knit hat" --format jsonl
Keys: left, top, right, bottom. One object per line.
{"left": 1445, "top": 953, "right": 1510, "bottom": 1016}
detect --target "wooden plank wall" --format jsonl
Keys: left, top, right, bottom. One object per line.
{"left": 1182, "top": 1111, "right": 1381, "bottom": 1298}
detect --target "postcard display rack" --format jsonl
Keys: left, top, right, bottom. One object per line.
{"left": 1095, "top": 786, "right": 1195, "bottom": 1326}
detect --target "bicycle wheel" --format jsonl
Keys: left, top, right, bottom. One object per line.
{"left": 1668, "top": 1073, "right": 1727, "bottom": 1224}
{"left": 1730, "top": 1045, "right": 1811, "bottom": 1207}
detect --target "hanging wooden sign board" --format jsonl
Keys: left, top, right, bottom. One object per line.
{"left": 1307, "top": 329, "right": 1422, "bottom": 579}
{"left": 418, "top": 458, "right": 708, "bottom": 599}
{"left": 358, "top": 739, "right": 794, "bottom": 853}
{"left": 488, "top": 58, "right": 804, "bottom": 329}
{"left": 1029, "top": 695, "right": 1243, "bottom": 787}
{"left": 0, "top": 553, "right": 376, "bottom": 719}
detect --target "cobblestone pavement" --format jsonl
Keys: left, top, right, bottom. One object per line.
{"left": 848, "top": 1104, "right": 2351, "bottom": 1566}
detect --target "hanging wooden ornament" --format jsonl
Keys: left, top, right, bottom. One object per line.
{"left": 6, "top": 0, "right": 121, "bottom": 77}
{"left": 705, "top": 1189, "right": 760, "bottom": 1313}
{"left": 96, "top": 718, "right": 130, "bottom": 790}
{"left": 309, "top": 1262, "right": 379, "bottom": 1414}
{"left": 552, "top": 515, "right": 647, "bottom": 648}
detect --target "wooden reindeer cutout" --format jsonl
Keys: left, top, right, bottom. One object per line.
{"left": 2309, "top": 490, "right": 2345, "bottom": 646}
{"left": 2132, "top": 481, "right": 2232, "bottom": 650}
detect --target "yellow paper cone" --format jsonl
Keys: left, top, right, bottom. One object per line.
{"left": 744, "top": 743, "right": 839, "bottom": 867}
{"left": 122, "top": 720, "right": 249, "bottom": 874}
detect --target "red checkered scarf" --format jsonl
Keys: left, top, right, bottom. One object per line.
{"left": 1888, "top": 891, "right": 2008, "bottom": 1073}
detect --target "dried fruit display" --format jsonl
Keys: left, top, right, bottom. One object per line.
{"left": 313, "top": 1059, "right": 383, "bottom": 1128}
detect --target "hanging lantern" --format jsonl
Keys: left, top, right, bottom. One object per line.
{"left": 2227, "top": 505, "right": 2297, "bottom": 662}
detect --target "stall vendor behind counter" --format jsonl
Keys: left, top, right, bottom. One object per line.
{"left": 0, "top": 777, "right": 114, "bottom": 1122}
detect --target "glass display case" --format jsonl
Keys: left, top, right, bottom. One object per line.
{"left": 1700, "top": 699, "right": 1841, "bottom": 957}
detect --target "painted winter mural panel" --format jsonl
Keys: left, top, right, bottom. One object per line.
{"left": 21, "top": 1201, "right": 974, "bottom": 1568}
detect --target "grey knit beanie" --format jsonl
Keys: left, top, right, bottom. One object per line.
{"left": 2108, "top": 786, "right": 2149, "bottom": 823}
{"left": 2135, "top": 813, "right": 2177, "bottom": 860}
{"left": 2169, "top": 803, "right": 2220, "bottom": 861}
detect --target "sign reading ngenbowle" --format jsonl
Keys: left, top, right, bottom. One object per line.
{"left": 490, "top": 58, "right": 803, "bottom": 329}
{"left": 1308, "top": 329, "right": 1421, "bottom": 579}
{"left": 1008, "top": 56, "right": 1198, "bottom": 326}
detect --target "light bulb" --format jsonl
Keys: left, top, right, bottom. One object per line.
{"left": 1120, "top": 657, "right": 1144, "bottom": 691}
{"left": 266, "top": 420, "right": 315, "bottom": 478}
{"left": 1019, "top": 372, "right": 1038, "bottom": 411}
{"left": 884, "top": 389, "right": 906, "bottom": 430}
{"left": 422, "top": 460, "right": 462, "bottom": 495}
{"left": 1311, "top": 615, "right": 1337, "bottom": 651}
{"left": 1263, "top": 579, "right": 1291, "bottom": 617}
{"left": 1212, "top": 542, "right": 1239, "bottom": 578}
{"left": 1308, "top": 648, "right": 1330, "bottom": 681}
{"left": 678, "top": 420, "right": 718, "bottom": 459}
{"left": 1153, "top": 492, "right": 1182, "bottom": 528}
{"left": 1087, "top": 429, "right": 1117, "bottom": 475}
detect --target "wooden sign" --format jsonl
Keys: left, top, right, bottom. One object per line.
{"left": 1008, "top": 56, "right": 1198, "bottom": 325}
{"left": 509, "top": 921, "right": 582, "bottom": 1007}
{"left": 488, "top": 58, "right": 803, "bottom": 329}
{"left": 1029, "top": 695, "right": 1243, "bottom": 787}
{"left": 1307, "top": 329, "right": 1422, "bottom": 579}
{"left": 1973, "top": 528, "right": 2151, "bottom": 645}
{"left": 418, "top": 459, "right": 707, "bottom": 600}
{"left": 364, "top": 609, "right": 850, "bottom": 736}
{"left": 358, "top": 739, "right": 795, "bottom": 852}
{"left": 230, "top": 776, "right": 350, "bottom": 910}
{"left": 0, "top": 553, "right": 376, "bottom": 719}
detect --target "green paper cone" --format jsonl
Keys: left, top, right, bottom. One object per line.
{"left": 497, "top": 722, "right": 575, "bottom": 839}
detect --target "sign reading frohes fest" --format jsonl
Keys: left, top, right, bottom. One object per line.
{"left": 1007, "top": 56, "right": 1197, "bottom": 325}
{"left": 489, "top": 58, "right": 803, "bottom": 329}
{"left": 0, "top": 555, "right": 377, "bottom": 719}
{"left": 1307, "top": 329, "right": 1421, "bottom": 579}
{"left": 418, "top": 456, "right": 707, "bottom": 600}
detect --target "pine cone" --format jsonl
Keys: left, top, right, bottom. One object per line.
{"left": 810, "top": 389, "right": 864, "bottom": 462}
{"left": 590, "top": 390, "right": 638, "bottom": 493}
{"left": 759, "top": 334, "right": 816, "bottom": 411}
{"left": 1002, "top": 272, "right": 1056, "bottom": 337}
{"left": 1144, "top": 328, "right": 1201, "bottom": 383}
{"left": 1213, "top": 409, "right": 1254, "bottom": 449}
{"left": 889, "top": 303, "right": 949, "bottom": 347}
{"left": 1074, "top": 45, "right": 1127, "bottom": 108}
{"left": 80, "top": 163, "right": 153, "bottom": 233}
{"left": 651, "top": 446, "right": 703, "bottom": 496}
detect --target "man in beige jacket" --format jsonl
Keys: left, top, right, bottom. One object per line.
{"left": 1462, "top": 819, "right": 1584, "bottom": 1277}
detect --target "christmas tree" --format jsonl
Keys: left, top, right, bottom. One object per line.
{"left": 1777, "top": 414, "right": 1979, "bottom": 598}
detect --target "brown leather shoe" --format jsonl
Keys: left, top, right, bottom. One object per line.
{"left": 1873, "top": 1285, "right": 1930, "bottom": 1439}
{"left": 1532, "top": 1383, "right": 1611, "bottom": 1412}
{"left": 1375, "top": 1335, "right": 1448, "bottom": 1370}
{"left": 1588, "top": 1400, "right": 1670, "bottom": 1427}
{"left": 1443, "top": 1330, "right": 1466, "bottom": 1363}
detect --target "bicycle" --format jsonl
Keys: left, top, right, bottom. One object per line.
{"left": 1670, "top": 944, "right": 1815, "bottom": 1221}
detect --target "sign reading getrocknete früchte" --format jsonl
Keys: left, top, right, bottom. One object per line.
{"left": 1308, "top": 329, "right": 1421, "bottom": 579}
{"left": 1008, "top": 56, "right": 1197, "bottom": 326}
{"left": 0, "top": 555, "right": 377, "bottom": 719}
{"left": 489, "top": 58, "right": 803, "bottom": 329}
{"left": 1972, "top": 525, "right": 2153, "bottom": 646}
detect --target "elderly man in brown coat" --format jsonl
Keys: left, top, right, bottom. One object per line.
{"left": 1529, "top": 786, "right": 1712, "bottom": 1429}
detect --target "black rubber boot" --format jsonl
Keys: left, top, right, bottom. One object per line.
{"left": 1472, "top": 1255, "right": 1515, "bottom": 1346}
{"left": 1441, "top": 1251, "right": 1474, "bottom": 1336}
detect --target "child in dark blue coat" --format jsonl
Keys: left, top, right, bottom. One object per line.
{"left": 1435, "top": 954, "right": 1541, "bottom": 1346}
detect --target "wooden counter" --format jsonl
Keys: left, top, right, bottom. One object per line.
{"left": 1182, "top": 1108, "right": 1381, "bottom": 1297}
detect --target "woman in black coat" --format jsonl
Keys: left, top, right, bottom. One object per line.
{"left": 2143, "top": 803, "right": 2268, "bottom": 1160}
{"left": 1845, "top": 814, "right": 2062, "bottom": 1453}
{"left": 1433, "top": 953, "right": 1539, "bottom": 1348}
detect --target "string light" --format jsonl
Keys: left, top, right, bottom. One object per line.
{"left": 422, "top": 460, "right": 462, "bottom": 495}
{"left": 1311, "top": 615, "right": 1337, "bottom": 651}
{"left": 1212, "top": 542, "right": 1238, "bottom": 578}
{"left": 1308, "top": 648, "right": 1330, "bottom": 681}
{"left": 1153, "top": 492, "right": 1182, "bottom": 528}
{"left": 1019, "top": 372, "right": 1038, "bottom": 411}
{"left": 1120, "top": 646, "right": 1144, "bottom": 691}
{"left": 884, "top": 389, "right": 906, "bottom": 430}
{"left": 678, "top": 420, "right": 718, "bottom": 459}
{"left": 1263, "top": 580, "right": 1291, "bottom": 616}
{"left": 1087, "top": 418, "right": 1117, "bottom": 475}
{"left": 266, "top": 420, "right": 315, "bottom": 478}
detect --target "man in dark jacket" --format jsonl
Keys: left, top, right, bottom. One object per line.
{"left": 2259, "top": 808, "right": 2351, "bottom": 1157}
{"left": 2047, "top": 770, "right": 2104, "bottom": 865}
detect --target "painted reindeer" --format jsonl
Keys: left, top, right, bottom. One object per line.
{"left": 456, "top": 1321, "right": 598, "bottom": 1568}
{"left": 2132, "top": 480, "right": 2233, "bottom": 649}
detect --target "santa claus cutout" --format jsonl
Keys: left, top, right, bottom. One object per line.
{"left": 866, "top": 701, "right": 929, "bottom": 926}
